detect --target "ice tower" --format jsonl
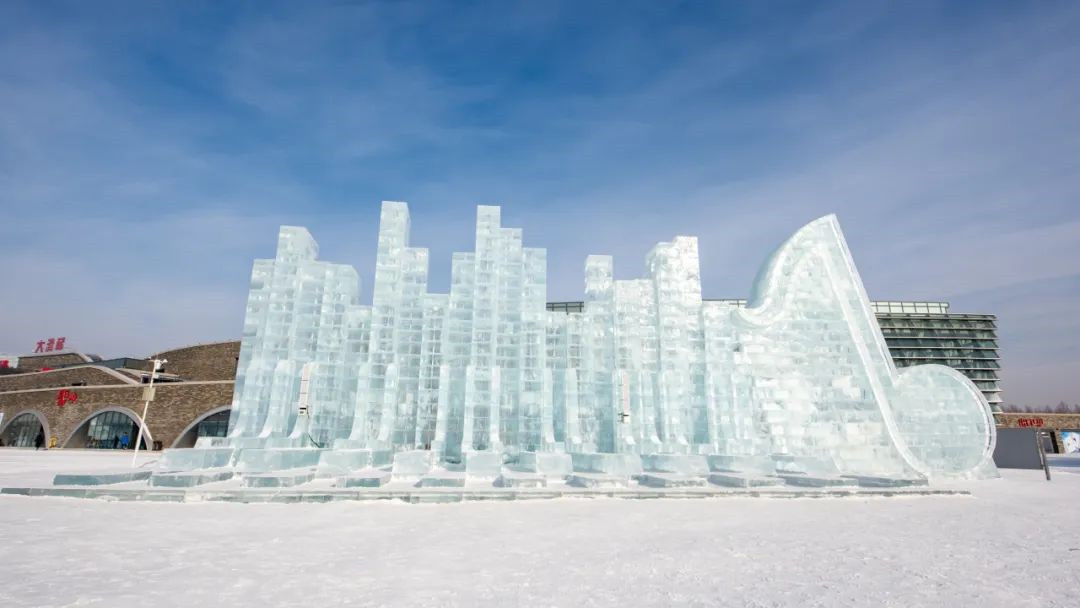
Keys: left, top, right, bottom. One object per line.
{"left": 202, "top": 202, "right": 996, "bottom": 485}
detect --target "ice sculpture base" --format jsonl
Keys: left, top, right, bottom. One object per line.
{"left": 235, "top": 448, "right": 323, "bottom": 473}
{"left": 776, "top": 473, "right": 853, "bottom": 488}
{"left": 495, "top": 473, "right": 547, "bottom": 488}
{"left": 159, "top": 448, "right": 235, "bottom": 471}
{"left": 511, "top": 452, "right": 573, "bottom": 478}
{"left": 337, "top": 470, "right": 391, "bottom": 488}
{"left": 52, "top": 470, "right": 153, "bottom": 486}
{"left": 3, "top": 479, "right": 973, "bottom": 502}
{"left": 317, "top": 449, "right": 392, "bottom": 477}
{"left": 150, "top": 468, "right": 234, "bottom": 487}
{"left": 566, "top": 473, "right": 631, "bottom": 488}
{"left": 636, "top": 473, "right": 707, "bottom": 488}
{"left": 463, "top": 451, "right": 503, "bottom": 479}
{"left": 570, "top": 453, "right": 644, "bottom": 476}
{"left": 416, "top": 471, "right": 466, "bottom": 488}
{"left": 241, "top": 468, "right": 317, "bottom": 488}
{"left": 641, "top": 454, "right": 709, "bottom": 476}
{"left": 843, "top": 474, "right": 928, "bottom": 488}
{"left": 392, "top": 450, "right": 436, "bottom": 479}
{"left": 772, "top": 455, "right": 841, "bottom": 476}
{"left": 707, "top": 473, "right": 784, "bottom": 488}
{"left": 707, "top": 455, "right": 777, "bottom": 475}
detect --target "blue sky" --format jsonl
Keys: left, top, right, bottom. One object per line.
{"left": 1, "top": 1, "right": 1077, "bottom": 406}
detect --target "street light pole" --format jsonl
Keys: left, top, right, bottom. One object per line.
{"left": 132, "top": 358, "right": 165, "bottom": 467}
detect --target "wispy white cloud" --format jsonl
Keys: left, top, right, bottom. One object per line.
{"left": 0, "top": 1, "right": 1077, "bottom": 405}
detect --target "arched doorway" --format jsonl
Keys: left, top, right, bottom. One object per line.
{"left": 1, "top": 411, "right": 47, "bottom": 447}
{"left": 64, "top": 408, "right": 150, "bottom": 450}
{"left": 171, "top": 407, "right": 231, "bottom": 448}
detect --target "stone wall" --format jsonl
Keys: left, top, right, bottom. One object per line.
{"left": 151, "top": 341, "right": 240, "bottom": 381}
{"left": 995, "top": 412, "right": 1080, "bottom": 453}
{"left": 0, "top": 366, "right": 133, "bottom": 393}
{"left": 0, "top": 381, "right": 234, "bottom": 449}
{"left": 995, "top": 412, "right": 1080, "bottom": 429}
{"left": 14, "top": 352, "right": 94, "bottom": 371}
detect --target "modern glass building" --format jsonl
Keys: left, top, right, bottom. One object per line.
{"left": 546, "top": 299, "right": 1002, "bottom": 408}
{"left": 869, "top": 301, "right": 1001, "bottom": 407}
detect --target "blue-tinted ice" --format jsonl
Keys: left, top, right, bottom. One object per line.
{"left": 221, "top": 202, "right": 996, "bottom": 480}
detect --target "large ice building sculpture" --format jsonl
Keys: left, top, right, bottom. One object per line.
{"left": 214, "top": 202, "right": 996, "bottom": 482}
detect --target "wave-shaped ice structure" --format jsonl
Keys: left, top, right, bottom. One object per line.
{"left": 218, "top": 202, "right": 996, "bottom": 481}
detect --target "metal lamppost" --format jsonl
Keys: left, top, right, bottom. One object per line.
{"left": 132, "top": 358, "right": 166, "bottom": 467}
{"left": 1039, "top": 429, "right": 1053, "bottom": 481}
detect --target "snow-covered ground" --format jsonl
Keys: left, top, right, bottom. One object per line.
{"left": 1, "top": 449, "right": 1078, "bottom": 607}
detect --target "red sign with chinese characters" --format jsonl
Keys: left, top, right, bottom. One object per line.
{"left": 0, "top": 360, "right": 9, "bottom": 369}
{"left": 34, "top": 337, "right": 67, "bottom": 353}
{"left": 56, "top": 389, "right": 78, "bottom": 408}
{"left": 1017, "top": 417, "right": 1045, "bottom": 428}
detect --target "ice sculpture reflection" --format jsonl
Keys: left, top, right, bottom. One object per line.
{"left": 214, "top": 202, "right": 996, "bottom": 482}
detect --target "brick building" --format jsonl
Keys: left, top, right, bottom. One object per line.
{"left": 0, "top": 341, "right": 239, "bottom": 450}
{"left": 994, "top": 412, "right": 1080, "bottom": 454}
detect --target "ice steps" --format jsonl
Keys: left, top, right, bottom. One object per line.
{"left": 150, "top": 468, "right": 234, "bottom": 487}
{"left": 53, "top": 470, "right": 153, "bottom": 486}
{"left": 566, "top": 473, "right": 630, "bottom": 488}
{"left": 495, "top": 473, "right": 547, "bottom": 488}
{"left": 708, "top": 473, "right": 784, "bottom": 488}
{"left": 776, "top": 474, "right": 855, "bottom": 488}
{"left": 241, "top": 468, "right": 317, "bottom": 488}
{"left": 416, "top": 472, "right": 466, "bottom": 488}
{"left": 636, "top": 473, "right": 707, "bottom": 488}
{"left": 337, "top": 470, "right": 392, "bottom": 488}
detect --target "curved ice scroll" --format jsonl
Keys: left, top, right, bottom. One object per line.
{"left": 727, "top": 215, "right": 996, "bottom": 479}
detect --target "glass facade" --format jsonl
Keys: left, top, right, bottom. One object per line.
{"left": 196, "top": 410, "right": 230, "bottom": 439}
{"left": 84, "top": 410, "right": 145, "bottom": 449}
{"left": 1, "top": 413, "right": 43, "bottom": 447}
{"left": 547, "top": 299, "right": 1002, "bottom": 407}
{"left": 874, "top": 306, "right": 1001, "bottom": 407}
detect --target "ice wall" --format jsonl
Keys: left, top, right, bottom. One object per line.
{"left": 228, "top": 227, "right": 367, "bottom": 447}
{"left": 225, "top": 203, "right": 997, "bottom": 479}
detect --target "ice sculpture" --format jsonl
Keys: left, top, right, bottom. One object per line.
{"left": 220, "top": 202, "right": 996, "bottom": 481}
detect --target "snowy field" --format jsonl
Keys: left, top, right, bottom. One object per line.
{"left": 1, "top": 449, "right": 1078, "bottom": 607}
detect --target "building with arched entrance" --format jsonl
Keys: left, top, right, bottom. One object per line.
{"left": 0, "top": 410, "right": 49, "bottom": 447}
{"left": 63, "top": 407, "right": 151, "bottom": 450}
{"left": 0, "top": 341, "right": 238, "bottom": 451}
{"left": 170, "top": 406, "right": 231, "bottom": 448}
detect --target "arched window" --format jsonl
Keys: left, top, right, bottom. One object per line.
{"left": 74, "top": 410, "right": 147, "bottom": 450}
{"left": 196, "top": 410, "right": 230, "bottom": 439}
{"left": 2, "top": 413, "right": 44, "bottom": 447}
{"left": 171, "top": 408, "right": 231, "bottom": 448}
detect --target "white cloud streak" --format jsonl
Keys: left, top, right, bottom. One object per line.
{"left": 0, "top": 1, "right": 1077, "bottom": 405}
